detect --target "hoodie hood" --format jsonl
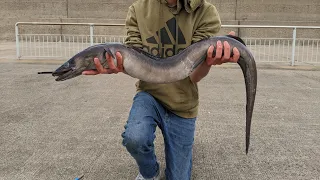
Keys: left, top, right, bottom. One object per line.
{"left": 158, "top": 0, "right": 204, "bottom": 14}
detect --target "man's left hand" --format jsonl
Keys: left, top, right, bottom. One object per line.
{"left": 206, "top": 31, "right": 240, "bottom": 66}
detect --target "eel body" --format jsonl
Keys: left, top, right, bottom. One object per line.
{"left": 52, "top": 35, "right": 257, "bottom": 153}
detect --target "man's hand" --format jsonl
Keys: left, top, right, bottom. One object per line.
{"left": 189, "top": 31, "right": 241, "bottom": 83}
{"left": 206, "top": 31, "right": 240, "bottom": 66}
{"left": 82, "top": 52, "right": 124, "bottom": 75}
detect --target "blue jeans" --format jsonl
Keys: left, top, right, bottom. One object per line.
{"left": 121, "top": 91, "right": 196, "bottom": 180}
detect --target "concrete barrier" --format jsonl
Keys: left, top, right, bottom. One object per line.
{"left": 0, "top": 0, "right": 319, "bottom": 41}
{"left": 235, "top": 0, "right": 320, "bottom": 22}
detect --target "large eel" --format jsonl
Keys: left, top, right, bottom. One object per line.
{"left": 50, "top": 35, "right": 257, "bottom": 154}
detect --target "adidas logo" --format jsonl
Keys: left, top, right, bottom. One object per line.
{"left": 142, "top": 17, "right": 188, "bottom": 58}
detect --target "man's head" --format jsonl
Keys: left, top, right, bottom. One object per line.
{"left": 164, "top": 0, "right": 204, "bottom": 14}
{"left": 167, "top": 0, "right": 177, "bottom": 6}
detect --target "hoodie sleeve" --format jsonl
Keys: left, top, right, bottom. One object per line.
{"left": 124, "top": 5, "right": 143, "bottom": 48}
{"left": 192, "top": 5, "right": 221, "bottom": 43}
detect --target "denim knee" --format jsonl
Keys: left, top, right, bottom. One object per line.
{"left": 122, "top": 130, "right": 155, "bottom": 154}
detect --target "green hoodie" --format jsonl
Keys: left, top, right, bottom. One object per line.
{"left": 124, "top": 0, "right": 221, "bottom": 118}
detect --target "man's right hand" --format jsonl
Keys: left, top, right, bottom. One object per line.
{"left": 82, "top": 51, "right": 124, "bottom": 75}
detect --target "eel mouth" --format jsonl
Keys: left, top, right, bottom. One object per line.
{"left": 52, "top": 68, "right": 72, "bottom": 77}
{"left": 52, "top": 67, "right": 83, "bottom": 81}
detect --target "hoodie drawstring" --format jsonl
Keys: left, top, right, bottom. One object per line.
{"left": 158, "top": 1, "right": 162, "bottom": 57}
{"left": 175, "top": 15, "right": 178, "bottom": 55}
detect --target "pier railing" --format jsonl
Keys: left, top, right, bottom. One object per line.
{"left": 15, "top": 22, "right": 320, "bottom": 66}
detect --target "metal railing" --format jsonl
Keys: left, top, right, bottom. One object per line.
{"left": 15, "top": 22, "right": 320, "bottom": 66}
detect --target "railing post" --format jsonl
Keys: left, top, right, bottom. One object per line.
{"left": 90, "top": 24, "right": 94, "bottom": 46}
{"left": 15, "top": 23, "right": 20, "bottom": 59}
{"left": 291, "top": 27, "right": 297, "bottom": 66}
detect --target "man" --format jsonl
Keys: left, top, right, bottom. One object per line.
{"left": 83, "top": 0, "right": 240, "bottom": 179}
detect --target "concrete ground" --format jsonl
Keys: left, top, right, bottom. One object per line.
{"left": 0, "top": 59, "right": 319, "bottom": 180}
